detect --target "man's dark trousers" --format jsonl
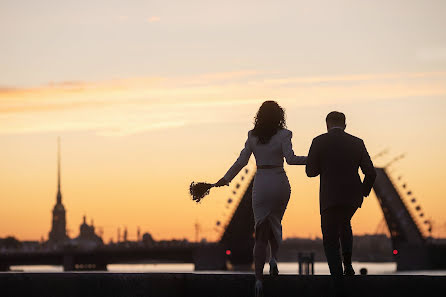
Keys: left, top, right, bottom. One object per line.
{"left": 321, "top": 205, "right": 358, "bottom": 276}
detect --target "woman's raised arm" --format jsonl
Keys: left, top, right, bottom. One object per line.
{"left": 282, "top": 130, "right": 307, "bottom": 165}
{"left": 220, "top": 132, "right": 253, "bottom": 184}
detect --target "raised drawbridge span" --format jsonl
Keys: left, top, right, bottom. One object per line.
{"left": 373, "top": 166, "right": 446, "bottom": 270}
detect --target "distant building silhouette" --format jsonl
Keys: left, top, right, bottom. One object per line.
{"left": 71, "top": 215, "right": 103, "bottom": 248}
{"left": 123, "top": 227, "right": 128, "bottom": 242}
{"left": 142, "top": 232, "right": 155, "bottom": 246}
{"left": 48, "top": 138, "right": 68, "bottom": 245}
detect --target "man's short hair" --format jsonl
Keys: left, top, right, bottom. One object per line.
{"left": 326, "top": 111, "right": 346, "bottom": 127}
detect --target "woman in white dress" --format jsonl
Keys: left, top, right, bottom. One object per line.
{"left": 215, "top": 101, "right": 306, "bottom": 297}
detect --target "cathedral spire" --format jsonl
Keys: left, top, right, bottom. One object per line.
{"left": 49, "top": 136, "right": 67, "bottom": 244}
{"left": 57, "top": 137, "right": 62, "bottom": 204}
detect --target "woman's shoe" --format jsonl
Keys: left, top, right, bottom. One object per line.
{"left": 344, "top": 264, "right": 355, "bottom": 276}
{"left": 254, "top": 279, "right": 264, "bottom": 297}
{"left": 269, "top": 259, "right": 279, "bottom": 277}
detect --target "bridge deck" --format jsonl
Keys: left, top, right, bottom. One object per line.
{"left": 1, "top": 272, "right": 445, "bottom": 297}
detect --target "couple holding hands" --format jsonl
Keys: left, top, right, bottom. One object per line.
{"left": 213, "top": 101, "right": 377, "bottom": 297}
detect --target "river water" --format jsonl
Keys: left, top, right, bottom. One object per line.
{"left": 9, "top": 262, "right": 446, "bottom": 275}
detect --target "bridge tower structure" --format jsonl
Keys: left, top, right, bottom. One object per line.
{"left": 218, "top": 167, "right": 256, "bottom": 269}
{"left": 372, "top": 167, "right": 430, "bottom": 270}
{"left": 193, "top": 166, "right": 256, "bottom": 271}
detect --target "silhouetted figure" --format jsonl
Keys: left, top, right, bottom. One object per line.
{"left": 306, "top": 111, "right": 376, "bottom": 296}
{"left": 215, "top": 101, "right": 306, "bottom": 297}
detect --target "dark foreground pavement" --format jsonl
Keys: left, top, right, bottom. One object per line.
{"left": 1, "top": 272, "right": 445, "bottom": 297}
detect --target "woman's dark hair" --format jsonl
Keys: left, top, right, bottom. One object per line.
{"left": 252, "top": 101, "right": 286, "bottom": 144}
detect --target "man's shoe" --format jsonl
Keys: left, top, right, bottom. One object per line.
{"left": 254, "top": 280, "right": 264, "bottom": 297}
{"left": 344, "top": 264, "right": 355, "bottom": 276}
{"left": 269, "top": 259, "right": 279, "bottom": 277}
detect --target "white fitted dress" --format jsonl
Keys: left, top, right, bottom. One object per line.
{"left": 223, "top": 129, "right": 306, "bottom": 245}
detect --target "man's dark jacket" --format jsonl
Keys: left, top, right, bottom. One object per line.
{"left": 306, "top": 128, "right": 377, "bottom": 213}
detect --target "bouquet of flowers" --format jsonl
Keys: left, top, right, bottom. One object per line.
{"left": 189, "top": 182, "right": 215, "bottom": 203}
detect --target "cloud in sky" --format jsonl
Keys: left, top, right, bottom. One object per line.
{"left": 147, "top": 16, "right": 161, "bottom": 23}
{"left": 116, "top": 15, "right": 129, "bottom": 22}
{"left": 1, "top": 70, "right": 445, "bottom": 136}
{"left": 416, "top": 47, "right": 446, "bottom": 62}
{"left": 263, "top": 72, "right": 446, "bottom": 86}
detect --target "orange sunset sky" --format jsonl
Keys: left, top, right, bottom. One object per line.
{"left": 1, "top": 1, "right": 446, "bottom": 242}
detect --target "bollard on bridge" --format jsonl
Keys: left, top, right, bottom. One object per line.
{"left": 298, "top": 252, "right": 315, "bottom": 275}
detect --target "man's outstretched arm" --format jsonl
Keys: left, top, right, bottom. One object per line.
{"left": 306, "top": 139, "right": 320, "bottom": 177}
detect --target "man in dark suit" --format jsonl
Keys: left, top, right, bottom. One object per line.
{"left": 306, "top": 112, "right": 376, "bottom": 291}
